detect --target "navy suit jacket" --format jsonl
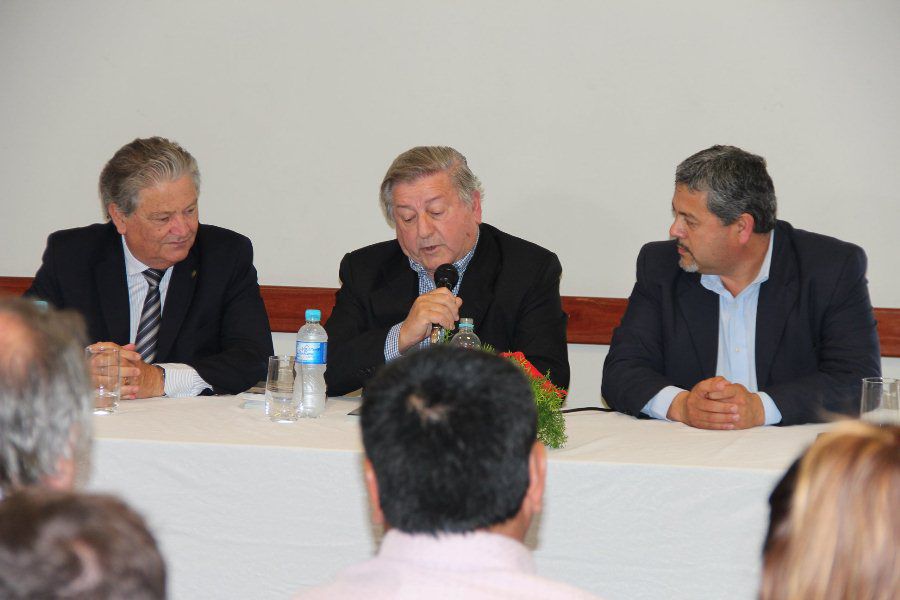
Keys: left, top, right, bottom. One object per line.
{"left": 325, "top": 223, "right": 569, "bottom": 396}
{"left": 602, "top": 220, "right": 881, "bottom": 425}
{"left": 26, "top": 222, "right": 273, "bottom": 394}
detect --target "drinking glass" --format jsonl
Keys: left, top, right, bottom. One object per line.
{"left": 265, "top": 355, "right": 298, "bottom": 423}
{"left": 860, "top": 377, "right": 900, "bottom": 425}
{"left": 85, "top": 346, "right": 120, "bottom": 415}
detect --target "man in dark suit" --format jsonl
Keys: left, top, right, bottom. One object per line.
{"left": 602, "top": 145, "right": 881, "bottom": 428}
{"left": 325, "top": 146, "right": 568, "bottom": 396}
{"left": 27, "top": 137, "right": 272, "bottom": 397}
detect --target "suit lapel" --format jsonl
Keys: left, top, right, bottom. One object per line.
{"left": 94, "top": 227, "right": 130, "bottom": 344}
{"left": 155, "top": 247, "right": 199, "bottom": 361}
{"left": 457, "top": 225, "right": 498, "bottom": 327}
{"left": 756, "top": 226, "right": 798, "bottom": 387}
{"left": 676, "top": 273, "right": 719, "bottom": 378}
{"left": 369, "top": 247, "right": 419, "bottom": 327}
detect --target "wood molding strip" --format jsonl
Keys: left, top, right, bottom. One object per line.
{"left": 3, "top": 276, "right": 899, "bottom": 357}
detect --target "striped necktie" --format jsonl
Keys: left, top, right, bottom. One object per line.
{"left": 135, "top": 268, "right": 164, "bottom": 363}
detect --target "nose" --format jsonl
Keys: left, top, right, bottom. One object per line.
{"left": 169, "top": 213, "right": 190, "bottom": 238}
{"left": 416, "top": 214, "right": 435, "bottom": 239}
{"left": 669, "top": 218, "right": 683, "bottom": 240}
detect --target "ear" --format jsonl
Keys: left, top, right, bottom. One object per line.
{"left": 523, "top": 441, "right": 547, "bottom": 516}
{"left": 735, "top": 213, "right": 755, "bottom": 244}
{"left": 363, "top": 458, "right": 385, "bottom": 526}
{"left": 470, "top": 190, "right": 483, "bottom": 224}
{"left": 44, "top": 454, "right": 76, "bottom": 491}
{"left": 108, "top": 203, "right": 129, "bottom": 235}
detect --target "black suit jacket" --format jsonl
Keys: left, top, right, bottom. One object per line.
{"left": 26, "top": 222, "right": 273, "bottom": 394}
{"left": 325, "top": 223, "right": 569, "bottom": 395}
{"left": 602, "top": 220, "right": 881, "bottom": 425}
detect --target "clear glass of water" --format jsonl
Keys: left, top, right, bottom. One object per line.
{"left": 265, "top": 355, "right": 298, "bottom": 423}
{"left": 861, "top": 377, "right": 900, "bottom": 425}
{"left": 85, "top": 345, "right": 120, "bottom": 415}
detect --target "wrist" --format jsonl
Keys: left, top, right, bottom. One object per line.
{"left": 156, "top": 365, "right": 167, "bottom": 397}
{"left": 667, "top": 391, "right": 688, "bottom": 423}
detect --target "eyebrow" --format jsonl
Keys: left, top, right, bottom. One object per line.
{"left": 147, "top": 202, "right": 197, "bottom": 218}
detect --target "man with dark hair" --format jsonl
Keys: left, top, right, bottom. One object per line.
{"left": 26, "top": 137, "right": 273, "bottom": 397}
{"left": 325, "top": 146, "right": 569, "bottom": 396}
{"left": 603, "top": 145, "right": 881, "bottom": 428}
{"left": 297, "top": 346, "right": 599, "bottom": 599}
{"left": 0, "top": 490, "right": 166, "bottom": 599}
{"left": 0, "top": 298, "right": 92, "bottom": 496}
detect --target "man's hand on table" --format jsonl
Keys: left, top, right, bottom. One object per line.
{"left": 90, "top": 342, "right": 165, "bottom": 399}
{"left": 398, "top": 288, "right": 462, "bottom": 353}
{"left": 667, "top": 376, "right": 765, "bottom": 430}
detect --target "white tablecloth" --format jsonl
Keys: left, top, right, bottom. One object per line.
{"left": 88, "top": 395, "right": 831, "bottom": 600}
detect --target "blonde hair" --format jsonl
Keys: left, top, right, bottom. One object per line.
{"left": 761, "top": 421, "right": 900, "bottom": 600}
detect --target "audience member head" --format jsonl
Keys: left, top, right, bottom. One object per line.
{"left": 761, "top": 421, "right": 900, "bottom": 600}
{"left": 0, "top": 489, "right": 166, "bottom": 599}
{"left": 675, "top": 145, "right": 776, "bottom": 233}
{"left": 361, "top": 346, "right": 545, "bottom": 540}
{"left": 0, "top": 298, "right": 93, "bottom": 495}
{"left": 99, "top": 137, "right": 201, "bottom": 270}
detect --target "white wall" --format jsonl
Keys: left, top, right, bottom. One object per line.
{"left": 1, "top": 1, "right": 898, "bottom": 309}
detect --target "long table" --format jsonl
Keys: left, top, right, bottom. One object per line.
{"left": 88, "top": 395, "right": 831, "bottom": 600}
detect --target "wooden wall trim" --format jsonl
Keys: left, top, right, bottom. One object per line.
{"left": 3, "top": 276, "right": 899, "bottom": 357}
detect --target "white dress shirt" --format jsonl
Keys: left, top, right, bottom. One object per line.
{"left": 122, "top": 237, "right": 211, "bottom": 397}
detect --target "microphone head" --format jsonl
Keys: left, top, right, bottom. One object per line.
{"left": 434, "top": 263, "right": 459, "bottom": 290}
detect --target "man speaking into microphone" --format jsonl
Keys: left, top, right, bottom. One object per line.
{"left": 325, "top": 146, "right": 569, "bottom": 396}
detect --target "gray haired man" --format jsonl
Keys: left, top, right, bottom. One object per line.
{"left": 26, "top": 137, "right": 273, "bottom": 399}
{"left": 603, "top": 145, "right": 880, "bottom": 428}
{"left": 0, "top": 297, "right": 93, "bottom": 496}
{"left": 325, "top": 146, "right": 569, "bottom": 396}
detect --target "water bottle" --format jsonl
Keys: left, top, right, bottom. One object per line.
{"left": 295, "top": 309, "right": 328, "bottom": 418}
{"left": 449, "top": 318, "right": 481, "bottom": 349}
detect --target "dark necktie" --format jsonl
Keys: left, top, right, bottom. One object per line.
{"left": 135, "top": 268, "right": 164, "bottom": 363}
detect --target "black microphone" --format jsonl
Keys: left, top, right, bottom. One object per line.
{"left": 430, "top": 263, "right": 459, "bottom": 344}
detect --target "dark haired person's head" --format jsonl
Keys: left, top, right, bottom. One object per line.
{"left": 361, "top": 346, "right": 545, "bottom": 539}
{"left": 0, "top": 490, "right": 166, "bottom": 599}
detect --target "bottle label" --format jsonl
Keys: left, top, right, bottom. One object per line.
{"left": 296, "top": 341, "right": 327, "bottom": 364}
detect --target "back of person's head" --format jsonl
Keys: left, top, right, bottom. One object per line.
{"left": 0, "top": 298, "right": 93, "bottom": 494}
{"left": 761, "top": 421, "right": 900, "bottom": 600}
{"left": 0, "top": 489, "right": 166, "bottom": 599}
{"left": 361, "top": 346, "right": 537, "bottom": 534}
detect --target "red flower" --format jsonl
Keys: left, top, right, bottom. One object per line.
{"left": 500, "top": 351, "right": 567, "bottom": 399}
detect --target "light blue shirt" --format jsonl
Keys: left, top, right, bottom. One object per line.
{"left": 642, "top": 232, "right": 782, "bottom": 425}
{"left": 384, "top": 231, "right": 480, "bottom": 361}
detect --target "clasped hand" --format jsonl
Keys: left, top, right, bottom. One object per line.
{"left": 667, "top": 376, "right": 765, "bottom": 430}
{"left": 87, "top": 342, "right": 164, "bottom": 399}
{"left": 397, "top": 288, "right": 462, "bottom": 353}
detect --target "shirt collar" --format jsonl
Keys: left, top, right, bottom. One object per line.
{"left": 701, "top": 229, "right": 774, "bottom": 297}
{"left": 122, "top": 236, "right": 151, "bottom": 276}
{"left": 408, "top": 228, "right": 481, "bottom": 280}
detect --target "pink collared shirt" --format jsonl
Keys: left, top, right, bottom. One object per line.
{"left": 294, "top": 529, "right": 602, "bottom": 600}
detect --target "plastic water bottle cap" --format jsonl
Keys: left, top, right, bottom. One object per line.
{"left": 305, "top": 309, "right": 321, "bottom": 321}
{"left": 459, "top": 317, "right": 474, "bottom": 328}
